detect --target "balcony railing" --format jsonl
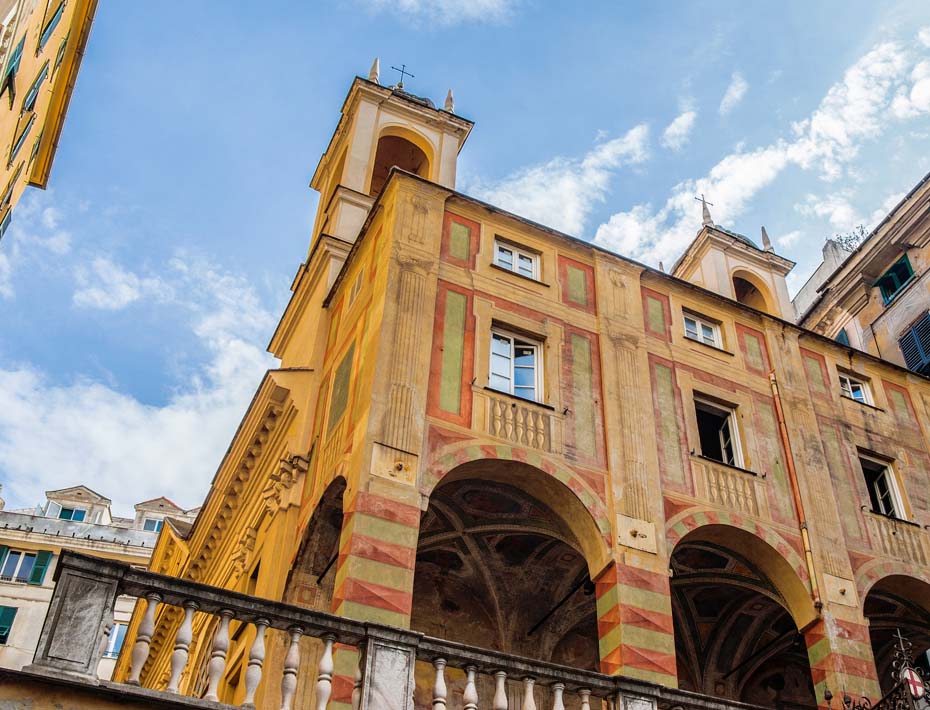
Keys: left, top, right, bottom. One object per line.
{"left": 28, "top": 550, "right": 775, "bottom": 710}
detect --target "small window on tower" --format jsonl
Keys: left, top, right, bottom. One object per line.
{"left": 694, "top": 396, "right": 743, "bottom": 468}
{"left": 493, "top": 239, "right": 539, "bottom": 280}
{"left": 683, "top": 312, "right": 722, "bottom": 348}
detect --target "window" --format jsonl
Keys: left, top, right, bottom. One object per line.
{"left": 39, "top": 1, "right": 65, "bottom": 51}
{"left": 489, "top": 330, "right": 541, "bottom": 402}
{"left": 859, "top": 455, "right": 905, "bottom": 519}
{"left": 876, "top": 255, "right": 914, "bottom": 304}
{"left": 9, "top": 113, "right": 35, "bottom": 163}
{"left": 694, "top": 397, "right": 743, "bottom": 468}
{"left": 839, "top": 372, "right": 872, "bottom": 405}
{"left": 1, "top": 35, "right": 24, "bottom": 105}
{"left": 0, "top": 606, "right": 16, "bottom": 644}
{"left": 142, "top": 518, "right": 163, "bottom": 532}
{"left": 493, "top": 239, "right": 538, "bottom": 280}
{"left": 54, "top": 34, "right": 68, "bottom": 72}
{"left": 683, "top": 312, "right": 721, "bottom": 348}
{"left": 102, "top": 622, "right": 127, "bottom": 658}
{"left": 58, "top": 506, "right": 86, "bottom": 521}
{"left": 0, "top": 209, "right": 11, "bottom": 242}
{"left": 899, "top": 313, "right": 930, "bottom": 375}
{"left": 0, "top": 547, "right": 51, "bottom": 585}
{"left": 22, "top": 61, "right": 48, "bottom": 113}
{"left": 836, "top": 328, "right": 850, "bottom": 346}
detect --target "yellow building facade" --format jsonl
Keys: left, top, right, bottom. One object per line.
{"left": 0, "top": 0, "right": 96, "bottom": 241}
{"left": 117, "top": 72, "right": 930, "bottom": 710}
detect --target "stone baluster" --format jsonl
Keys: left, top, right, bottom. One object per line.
{"left": 550, "top": 683, "right": 565, "bottom": 710}
{"left": 280, "top": 626, "right": 303, "bottom": 710}
{"left": 522, "top": 677, "right": 537, "bottom": 710}
{"left": 463, "top": 665, "right": 479, "bottom": 710}
{"left": 351, "top": 646, "right": 364, "bottom": 710}
{"left": 432, "top": 658, "right": 448, "bottom": 710}
{"left": 493, "top": 670, "right": 508, "bottom": 710}
{"left": 127, "top": 592, "right": 161, "bottom": 685}
{"left": 167, "top": 600, "right": 198, "bottom": 693}
{"left": 204, "top": 610, "right": 233, "bottom": 701}
{"left": 97, "top": 619, "right": 114, "bottom": 662}
{"left": 315, "top": 633, "right": 336, "bottom": 710}
{"left": 579, "top": 689, "right": 591, "bottom": 710}
{"left": 242, "top": 618, "right": 269, "bottom": 708}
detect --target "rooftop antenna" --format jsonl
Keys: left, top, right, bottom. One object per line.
{"left": 391, "top": 63, "right": 414, "bottom": 90}
{"left": 694, "top": 194, "right": 714, "bottom": 227}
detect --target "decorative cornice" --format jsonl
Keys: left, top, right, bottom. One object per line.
{"left": 262, "top": 453, "right": 310, "bottom": 516}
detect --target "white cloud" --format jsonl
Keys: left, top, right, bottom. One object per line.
{"left": 73, "top": 257, "right": 171, "bottom": 310}
{"left": 796, "top": 191, "right": 861, "bottom": 230}
{"left": 471, "top": 124, "right": 649, "bottom": 236}
{"left": 919, "top": 27, "right": 930, "bottom": 48}
{"left": 595, "top": 31, "right": 930, "bottom": 266}
{"left": 719, "top": 72, "right": 748, "bottom": 115}
{"left": 359, "top": 0, "right": 517, "bottom": 25}
{"left": 661, "top": 110, "right": 697, "bottom": 151}
{"left": 0, "top": 254, "right": 277, "bottom": 514}
{"left": 777, "top": 230, "right": 802, "bottom": 248}
{"left": 0, "top": 252, "right": 11, "bottom": 299}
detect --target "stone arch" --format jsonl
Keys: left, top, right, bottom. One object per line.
{"left": 731, "top": 268, "right": 775, "bottom": 314}
{"left": 283, "top": 476, "right": 346, "bottom": 611}
{"left": 424, "top": 441, "right": 612, "bottom": 576}
{"left": 368, "top": 124, "right": 435, "bottom": 196}
{"left": 856, "top": 559, "right": 930, "bottom": 601}
{"left": 666, "top": 509, "right": 816, "bottom": 629}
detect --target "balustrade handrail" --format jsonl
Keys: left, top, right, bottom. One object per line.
{"left": 35, "top": 550, "right": 776, "bottom": 710}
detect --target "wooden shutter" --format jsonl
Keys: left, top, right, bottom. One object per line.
{"left": 27, "top": 551, "right": 52, "bottom": 585}
{"left": 0, "top": 606, "right": 17, "bottom": 642}
{"left": 900, "top": 314, "right": 930, "bottom": 373}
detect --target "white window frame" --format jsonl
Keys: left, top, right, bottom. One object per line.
{"left": 860, "top": 454, "right": 906, "bottom": 519}
{"left": 57, "top": 507, "right": 86, "bottom": 522}
{"left": 839, "top": 372, "right": 872, "bottom": 405}
{"left": 0, "top": 549, "right": 36, "bottom": 584}
{"left": 493, "top": 239, "right": 539, "bottom": 280}
{"left": 142, "top": 518, "right": 163, "bottom": 532}
{"left": 694, "top": 396, "right": 744, "bottom": 468}
{"left": 683, "top": 312, "right": 722, "bottom": 348}
{"left": 489, "top": 328, "right": 543, "bottom": 402}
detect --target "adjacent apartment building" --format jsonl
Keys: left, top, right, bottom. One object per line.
{"left": 0, "top": 484, "right": 196, "bottom": 678}
{"left": 0, "top": 0, "right": 97, "bottom": 241}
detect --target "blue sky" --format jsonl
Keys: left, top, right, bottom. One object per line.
{"left": 2, "top": 1, "right": 930, "bottom": 513}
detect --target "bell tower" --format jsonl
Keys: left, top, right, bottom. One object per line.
{"left": 308, "top": 58, "right": 473, "bottom": 250}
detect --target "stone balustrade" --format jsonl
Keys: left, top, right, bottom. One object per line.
{"left": 26, "top": 551, "right": 774, "bottom": 710}
{"left": 864, "top": 513, "right": 929, "bottom": 566}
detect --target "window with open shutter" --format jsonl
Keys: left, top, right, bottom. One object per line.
{"left": 899, "top": 314, "right": 930, "bottom": 375}
{"left": 27, "top": 550, "right": 52, "bottom": 585}
{"left": 0, "top": 606, "right": 16, "bottom": 644}
{"left": 39, "top": 0, "right": 66, "bottom": 50}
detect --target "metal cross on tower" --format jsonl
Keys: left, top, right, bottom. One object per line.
{"left": 694, "top": 193, "right": 715, "bottom": 227}
{"left": 391, "top": 63, "right": 414, "bottom": 89}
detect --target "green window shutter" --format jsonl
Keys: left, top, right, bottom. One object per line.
{"left": 27, "top": 551, "right": 52, "bottom": 585}
{"left": 0, "top": 606, "right": 17, "bottom": 642}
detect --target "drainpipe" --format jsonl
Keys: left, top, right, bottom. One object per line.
{"left": 769, "top": 371, "right": 822, "bottom": 610}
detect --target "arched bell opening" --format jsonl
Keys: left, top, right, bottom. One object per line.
{"left": 732, "top": 270, "right": 774, "bottom": 314}
{"left": 671, "top": 528, "right": 817, "bottom": 709}
{"left": 368, "top": 129, "right": 432, "bottom": 197}
{"left": 282, "top": 477, "right": 346, "bottom": 611}
{"left": 411, "top": 462, "right": 602, "bottom": 670}
{"left": 864, "top": 575, "right": 930, "bottom": 695}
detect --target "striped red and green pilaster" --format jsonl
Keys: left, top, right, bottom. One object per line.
{"left": 330, "top": 489, "right": 421, "bottom": 707}
{"left": 595, "top": 561, "right": 677, "bottom": 686}
{"left": 805, "top": 617, "right": 880, "bottom": 706}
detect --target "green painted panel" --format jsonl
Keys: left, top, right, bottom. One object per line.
{"left": 327, "top": 342, "right": 356, "bottom": 432}
{"left": 889, "top": 389, "right": 910, "bottom": 421}
{"left": 567, "top": 265, "right": 588, "bottom": 306}
{"left": 439, "top": 291, "right": 467, "bottom": 414}
{"left": 571, "top": 334, "right": 596, "bottom": 455}
{"left": 756, "top": 402, "right": 792, "bottom": 521}
{"left": 654, "top": 363, "right": 685, "bottom": 486}
{"left": 821, "top": 425, "right": 864, "bottom": 543}
{"left": 744, "top": 333, "right": 764, "bottom": 371}
{"left": 647, "top": 296, "right": 666, "bottom": 335}
{"left": 803, "top": 355, "right": 825, "bottom": 393}
{"left": 449, "top": 221, "right": 471, "bottom": 261}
